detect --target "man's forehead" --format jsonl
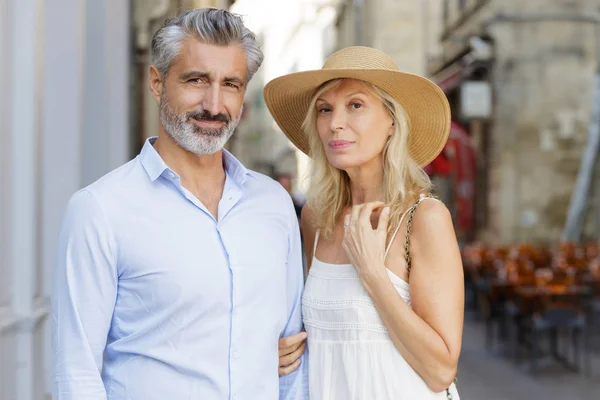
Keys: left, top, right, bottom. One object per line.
{"left": 174, "top": 38, "right": 247, "bottom": 78}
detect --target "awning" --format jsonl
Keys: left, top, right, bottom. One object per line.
{"left": 432, "top": 54, "right": 478, "bottom": 94}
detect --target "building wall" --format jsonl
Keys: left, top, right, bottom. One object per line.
{"left": 1, "top": 1, "right": 132, "bottom": 398}
{"left": 336, "top": 0, "right": 443, "bottom": 76}
{"left": 230, "top": 0, "right": 339, "bottom": 192}
{"left": 439, "top": 0, "right": 600, "bottom": 244}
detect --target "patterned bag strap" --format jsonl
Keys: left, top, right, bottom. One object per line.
{"left": 403, "top": 194, "right": 455, "bottom": 400}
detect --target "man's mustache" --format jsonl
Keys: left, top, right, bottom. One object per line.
{"left": 187, "top": 110, "right": 230, "bottom": 123}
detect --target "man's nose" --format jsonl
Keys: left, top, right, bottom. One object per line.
{"left": 202, "top": 84, "right": 222, "bottom": 116}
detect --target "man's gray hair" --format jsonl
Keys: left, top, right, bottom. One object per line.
{"left": 151, "top": 8, "right": 263, "bottom": 82}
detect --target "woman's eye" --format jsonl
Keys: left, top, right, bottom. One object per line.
{"left": 318, "top": 107, "right": 331, "bottom": 113}
{"left": 350, "top": 103, "right": 362, "bottom": 110}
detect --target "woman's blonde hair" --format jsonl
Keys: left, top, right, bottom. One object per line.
{"left": 302, "top": 79, "right": 432, "bottom": 239}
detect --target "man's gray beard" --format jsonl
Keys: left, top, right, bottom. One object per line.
{"left": 159, "top": 94, "right": 241, "bottom": 155}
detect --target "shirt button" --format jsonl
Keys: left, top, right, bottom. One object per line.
{"left": 233, "top": 351, "right": 239, "bottom": 358}
{"left": 233, "top": 307, "right": 239, "bottom": 315}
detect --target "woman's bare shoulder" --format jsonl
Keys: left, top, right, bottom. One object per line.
{"left": 387, "top": 197, "right": 454, "bottom": 256}
{"left": 300, "top": 204, "right": 315, "bottom": 231}
{"left": 412, "top": 198, "right": 452, "bottom": 230}
{"left": 408, "top": 198, "right": 457, "bottom": 255}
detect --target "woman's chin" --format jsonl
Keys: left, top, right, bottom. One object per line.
{"left": 327, "top": 156, "right": 363, "bottom": 171}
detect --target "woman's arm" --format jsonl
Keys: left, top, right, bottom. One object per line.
{"left": 343, "top": 201, "right": 464, "bottom": 392}
{"left": 278, "top": 204, "right": 315, "bottom": 376}
{"left": 300, "top": 204, "right": 316, "bottom": 271}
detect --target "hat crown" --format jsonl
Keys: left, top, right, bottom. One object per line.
{"left": 322, "top": 46, "right": 400, "bottom": 71}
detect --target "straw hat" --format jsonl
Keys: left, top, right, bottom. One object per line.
{"left": 263, "top": 46, "right": 451, "bottom": 166}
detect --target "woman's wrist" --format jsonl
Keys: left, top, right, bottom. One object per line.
{"left": 358, "top": 263, "right": 391, "bottom": 295}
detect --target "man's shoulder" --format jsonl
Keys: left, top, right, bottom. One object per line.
{"left": 83, "top": 157, "right": 143, "bottom": 197}
{"left": 243, "top": 169, "right": 297, "bottom": 218}
{"left": 67, "top": 157, "right": 144, "bottom": 214}
{"left": 245, "top": 169, "right": 288, "bottom": 196}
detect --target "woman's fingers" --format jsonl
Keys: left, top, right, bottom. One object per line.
{"left": 278, "top": 331, "right": 307, "bottom": 356}
{"left": 279, "top": 341, "right": 306, "bottom": 367}
{"left": 278, "top": 335, "right": 306, "bottom": 376}
{"left": 359, "top": 201, "right": 386, "bottom": 227}
{"left": 278, "top": 358, "right": 301, "bottom": 376}
{"left": 377, "top": 206, "right": 391, "bottom": 233}
{"left": 350, "top": 204, "right": 362, "bottom": 226}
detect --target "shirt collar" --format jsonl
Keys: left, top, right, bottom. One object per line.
{"left": 140, "top": 137, "right": 250, "bottom": 186}
{"left": 222, "top": 147, "right": 250, "bottom": 186}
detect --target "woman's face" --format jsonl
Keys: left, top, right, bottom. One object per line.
{"left": 315, "top": 79, "right": 394, "bottom": 171}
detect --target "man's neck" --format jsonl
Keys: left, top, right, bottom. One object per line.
{"left": 153, "top": 131, "right": 227, "bottom": 216}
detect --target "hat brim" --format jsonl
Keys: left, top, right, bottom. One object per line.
{"left": 263, "top": 69, "right": 451, "bottom": 167}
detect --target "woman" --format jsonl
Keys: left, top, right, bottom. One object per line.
{"left": 267, "top": 46, "right": 464, "bottom": 399}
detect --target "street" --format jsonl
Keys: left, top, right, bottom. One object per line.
{"left": 457, "top": 312, "right": 600, "bottom": 399}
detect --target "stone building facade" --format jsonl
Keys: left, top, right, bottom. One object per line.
{"left": 431, "top": 0, "right": 600, "bottom": 244}
{"left": 336, "top": 0, "right": 600, "bottom": 244}
{"left": 335, "top": 0, "right": 444, "bottom": 75}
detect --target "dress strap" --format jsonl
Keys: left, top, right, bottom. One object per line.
{"left": 384, "top": 208, "right": 412, "bottom": 259}
{"left": 383, "top": 195, "right": 442, "bottom": 260}
{"left": 313, "top": 230, "right": 320, "bottom": 258}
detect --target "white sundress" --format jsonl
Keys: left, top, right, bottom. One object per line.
{"left": 302, "top": 198, "right": 460, "bottom": 400}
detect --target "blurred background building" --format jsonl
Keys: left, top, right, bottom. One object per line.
{"left": 1, "top": 1, "right": 131, "bottom": 399}
{"left": 431, "top": 0, "right": 600, "bottom": 246}
{"left": 2, "top": 0, "right": 600, "bottom": 399}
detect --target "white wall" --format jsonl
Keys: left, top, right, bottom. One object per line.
{"left": 0, "top": 0, "right": 132, "bottom": 398}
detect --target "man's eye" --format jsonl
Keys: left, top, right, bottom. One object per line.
{"left": 225, "top": 82, "right": 240, "bottom": 89}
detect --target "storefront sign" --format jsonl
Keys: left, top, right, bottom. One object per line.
{"left": 460, "top": 81, "right": 491, "bottom": 119}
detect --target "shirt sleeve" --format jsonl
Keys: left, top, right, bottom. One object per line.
{"left": 278, "top": 192, "right": 309, "bottom": 400}
{"left": 52, "top": 189, "right": 118, "bottom": 399}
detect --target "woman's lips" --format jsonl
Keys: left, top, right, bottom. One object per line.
{"left": 328, "top": 140, "right": 354, "bottom": 150}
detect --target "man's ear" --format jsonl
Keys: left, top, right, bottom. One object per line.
{"left": 149, "top": 65, "right": 164, "bottom": 103}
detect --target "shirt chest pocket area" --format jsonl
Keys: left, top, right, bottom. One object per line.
{"left": 235, "top": 221, "right": 289, "bottom": 273}
{"left": 227, "top": 222, "right": 290, "bottom": 324}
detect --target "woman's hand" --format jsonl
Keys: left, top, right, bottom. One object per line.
{"left": 278, "top": 331, "right": 307, "bottom": 376}
{"left": 342, "top": 202, "right": 390, "bottom": 282}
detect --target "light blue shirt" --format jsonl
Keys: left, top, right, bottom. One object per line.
{"left": 52, "top": 138, "right": 308, "bottom": 399}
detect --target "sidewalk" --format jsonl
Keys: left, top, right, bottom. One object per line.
{"left": 456, "top": 313, "right": 600, "bottom": 399}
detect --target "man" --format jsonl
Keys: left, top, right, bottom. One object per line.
{"left": 52, "top": 9, "right": 307, "bottom": 399}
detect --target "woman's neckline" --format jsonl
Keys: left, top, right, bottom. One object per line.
{"left": 310, "top": 256, "right": 409, "bottom": 288}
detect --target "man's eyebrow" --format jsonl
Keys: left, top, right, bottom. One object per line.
{"left": 179, "top": 71, "right": 245, "bottom": 87}
{"left": 179, "top": 70, "right": 210, "bottom": 81}
{"left": 224, "top": 76, "right": 245, "bottom": 87}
